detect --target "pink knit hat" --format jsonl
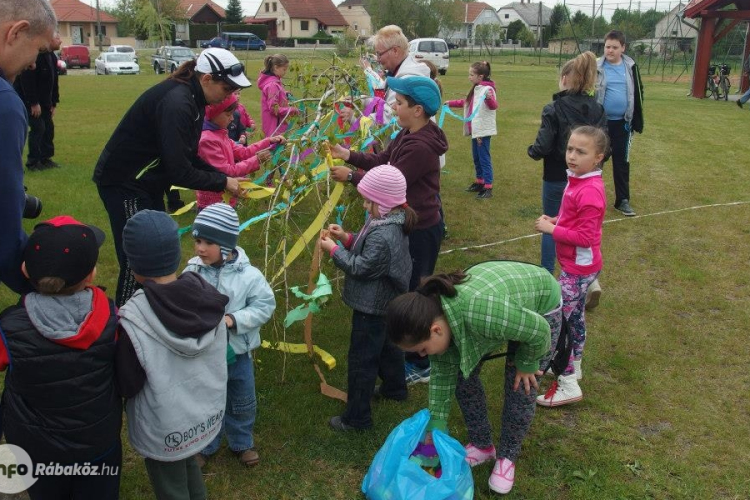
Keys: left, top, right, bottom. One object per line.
{"left": 205, "top": 93, "right": 238, "bottom": 121}
{"left": 357, "top": 165, "right": 407, "bottom": 216}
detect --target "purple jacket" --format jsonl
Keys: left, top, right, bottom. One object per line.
{"left": 257, "top": 71, "right": 296, "bottom": 137}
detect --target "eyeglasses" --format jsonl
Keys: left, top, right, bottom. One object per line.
{"left": 375, "top": 47, "right": 395, "bottom": 59}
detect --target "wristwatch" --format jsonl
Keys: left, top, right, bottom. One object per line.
{"left": 346, "top": 170, "right": 354, "bottom": 182}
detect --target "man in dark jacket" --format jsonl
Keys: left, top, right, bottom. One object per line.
{"left": 0, "top": 0, "right": 57, "bottom": 295}
{"left": 15, "top": 31, "right": 61, "bottom": 171}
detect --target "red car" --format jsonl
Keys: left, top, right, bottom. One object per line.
{"left": 60, "top": 45, "right": 90, "bottom": 69}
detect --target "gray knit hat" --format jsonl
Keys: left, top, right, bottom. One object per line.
{"left": 123, "top": 210, "right": 181, "bottom": 278}
{"left": 192, "top": 203, "right": 239, "bottom": 258}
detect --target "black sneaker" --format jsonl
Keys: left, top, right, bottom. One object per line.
{"left": 466, "top": 182, "right": 484, "bottom": 192}
{"left": 476, "top": 188, "right": 493, "bottom": 199}
{"left": 614, "top": 199, "right": 636, "bottom": 216}
{"left": 737, "top": 100, "right": 744, "bottom": 109}
{"left": 26, "top": 161, "right": 46, "bottom": 171}
{"left": 42, "top": 158, "right": 60, "bottom": 169}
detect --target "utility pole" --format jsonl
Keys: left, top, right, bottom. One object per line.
{"left": 95, "top": 0, "right": 103, "bottom": 52}
{"left": 591, "top": 0, "right": 595, "bottom": 37}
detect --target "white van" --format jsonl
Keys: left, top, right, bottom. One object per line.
{"left": 408, "top": 38, "right": 450, "bottom": 75}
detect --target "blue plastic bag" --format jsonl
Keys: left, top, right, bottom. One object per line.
{"left": 362, "top": 409, "right": 474, "bottom": 500}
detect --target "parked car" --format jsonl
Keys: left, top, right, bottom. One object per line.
{"left": 408, "top": 38, "right": 450, "bottom": 75}
{"left": 106, "top": 44, "right": 138, "bottom": 64}
{"left": 152, "top": 46, "right": 197, "bottom": 74}
{"left": 201, "top": 33, "right": 266, "bottom": 51}
{"left": 95, "top": 53, "right": 140, "bottom": 75}
{"left": 60, "top": 45, "right": 90, "bottom": 69}
{"left": 56, "top": 59, "right": 67, "bottom": 75}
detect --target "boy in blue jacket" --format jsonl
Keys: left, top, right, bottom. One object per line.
{"left": 183, "top": 203, "right": 276, "bottom": 468}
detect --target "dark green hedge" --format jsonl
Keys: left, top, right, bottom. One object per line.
{"left": 222, "top": 23, "right": 269, "bottom": 40}
{"left": 190, "top": 24, "right": 220, "bottom": 45}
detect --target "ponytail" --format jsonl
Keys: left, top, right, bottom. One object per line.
{"left": 263, "top": 53, "right": 289, "bottom": 74}
{"left": 385, "top": 270, "right": 467, "bottom": 346}
{"left": 467, "top": 60, "right": 492, "bottom": 101}
{"left": 560, "top": 51, "right": 597, "bottom": 94}
{"left": 401, "top": 205, "right": 418, "bottom": 234}
{"left": 168, "top": 59, "right": 198, "bottom": 84}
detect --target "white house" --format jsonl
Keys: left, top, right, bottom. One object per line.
{"left": 440, "top": 2, "right": 503, "bottom": 46}
{"left": 654, "top": 3, "right": 699, "bottom": 39}
{"left": 337, "top": 0, "right": 372, "bottom": 38}
{"left": 497, "top": 1, "right": 552, "bottom": 39}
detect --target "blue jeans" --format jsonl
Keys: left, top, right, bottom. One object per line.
{"left": 740, "top": 87, "right": 750, "bottom": 104}
{"left": 541, "top": 180, "right": 566, "bottom": 274}
{"left": 471, "top": 137, "right": 493, "bottom": 185}
{"left": 342, "top": 311, "right": 406, "bottom": 428}
{"left": 202, "top": 353, "right": 256, "bottom": 455}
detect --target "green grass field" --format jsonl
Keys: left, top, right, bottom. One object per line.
{"left": 3, "top": 52, "right": 750, "bottom": 499}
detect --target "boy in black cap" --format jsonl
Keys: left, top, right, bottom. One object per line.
{"left": 0, "top": 216, "right": 122, "bottom": 500}
{"left": 115, "top": 209, "right": 229, "bottom": 500}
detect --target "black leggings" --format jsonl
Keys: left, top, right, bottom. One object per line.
{"left": 97, "top": 184, "right": 165, "bottom": 307}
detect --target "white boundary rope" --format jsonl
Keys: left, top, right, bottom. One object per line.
{"left": 439, "top": 200, "right": 750, "bottom": 255}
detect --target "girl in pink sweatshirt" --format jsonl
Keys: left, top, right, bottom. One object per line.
{"left": 257, "top": 54, "right": 299, "bottom": 138}
{"left": 533, "top": 125, "right": 608, "bottom": 407}
{"left": 197, "top": 93, "right": 284, "bottom": 209}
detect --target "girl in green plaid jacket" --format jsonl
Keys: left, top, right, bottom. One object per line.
{"left": 386, "top": 260, "right": 562, "bottom": 495}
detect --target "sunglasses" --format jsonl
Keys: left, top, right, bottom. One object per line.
{"left": 204, "top": 53, "right": 244, "bottom": 79}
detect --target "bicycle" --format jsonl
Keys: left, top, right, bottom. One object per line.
{"left": 706, "top": 63, "right": 731, "bottom": 100}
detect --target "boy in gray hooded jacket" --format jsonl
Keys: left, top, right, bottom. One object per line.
{"left": 116, "top": 210, "right": 229, "bottom": 500}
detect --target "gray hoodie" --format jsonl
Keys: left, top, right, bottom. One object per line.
{"left": 118, "top": 272, "right": 229, "bottom": 461}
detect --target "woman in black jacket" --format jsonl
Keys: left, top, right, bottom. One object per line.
{"left": 527, "top": 51, "right": 606, "bottom": 275}
{"left": 93, "top": 48, "right": 249, "bottom": 306}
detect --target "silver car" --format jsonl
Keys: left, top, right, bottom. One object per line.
{"left": 95, "top": 53, "right": 140, "bottom": 75}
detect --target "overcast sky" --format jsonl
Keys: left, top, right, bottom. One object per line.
{"left": 85, "top": 0, "right": 679, "bottom": 23}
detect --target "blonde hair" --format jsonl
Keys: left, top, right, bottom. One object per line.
{"left": 369, "top": 25, "right": 408, "bottom": 52}
{"left": 560, "top": 51, "right": 597, "bottom": 94}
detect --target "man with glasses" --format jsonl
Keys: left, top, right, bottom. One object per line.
{"left": 94, "top": 48, "right": 250, "bottom": 306}
{"left": 0, "top": 0, "right": 56, "bottom": 295}
{"left": 361, "top": 25, "right": 430, "bottom": 114}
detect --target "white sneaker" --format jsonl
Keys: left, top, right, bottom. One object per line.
{"left": 536, "top": 374, "right": 583, "bottom": 407}
{"left": 585, "top": 279, "right": 601, "bottom": 311}
{"left": 464, "top": 443, "right": 496, "bottom": 468}
{"left": 488, "top": 458, "right": 515, "bottom": 494}
{"left": 573, "top": 359, "right": 582, "bottom": 380}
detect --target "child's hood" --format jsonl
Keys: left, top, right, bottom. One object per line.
{"left": 478, "top": 80, "right": 496, "bottom": 91}
{"left": 24, "top": 287, "right": 109, "bottom": 350}
{"left": 404, "top": 120, "right": 448, "bottom": 156}
{"left": 554, "top": 92, "right": 605, "bottom": 126}
{"left": 123, "top": 272, "right": 228, "bottom": 356}
{"left": 257, "top": 71, "right": 281, "bottom": 92}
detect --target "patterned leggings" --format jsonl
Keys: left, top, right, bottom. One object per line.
{"left": 455, "top": 307, "right": 562, "bottom": 463}
{"left": 558, "top": 270, "right": 599, "bottom": 375}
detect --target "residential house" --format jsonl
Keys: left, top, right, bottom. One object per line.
{"left": 496, "top": 1, "right": 552, "bottom": 40}
{"left": 649, "top": 3, "right": 698, "bottom": 52}
{"left": 252, "top": 0, "right": 349, "bottom": 42}
{"left": 175, "top": 0, "right": 226, "bottom": 45}
{"left": 51, "top": 0, "right": 120, "bottom": 47}
{"left": 548, "top": 37, "right": 604, "bottom": 55}
{"left": 337, "top": 0, "right": 373, "bottom": 38}
{"left": 440, "top": 2, "right": 503, "bottom": 46}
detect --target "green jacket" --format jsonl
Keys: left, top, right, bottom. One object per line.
{"left": 428, "top": 261, "right": 560, "bottom": 431}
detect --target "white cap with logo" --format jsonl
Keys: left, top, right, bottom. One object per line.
{"left": 196, "top": 48, "right": 251, "bottom": 88}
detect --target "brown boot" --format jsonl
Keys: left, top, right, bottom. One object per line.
{"left": 237, "top": 449, "right": 260, "bottom": 466}
{"left": 194, "top": 453, "right": 208, "bottom": 469}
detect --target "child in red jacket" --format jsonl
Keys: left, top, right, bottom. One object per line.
{"left": 197, "top": 93, "right": 285, "bottom": 209}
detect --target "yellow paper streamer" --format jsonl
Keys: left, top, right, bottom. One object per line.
{"left": 169, "top": 201, "right": 196, "bottom": 216}
{"left": 260, "top": 340, "right": 336, "bottom": 370}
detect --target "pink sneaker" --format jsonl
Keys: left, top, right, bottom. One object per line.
{"left": 464, "top": 443, "right": 496, "bottom": 467}
{"left": 488, "top": 458, "right": 515, "bottom": 494}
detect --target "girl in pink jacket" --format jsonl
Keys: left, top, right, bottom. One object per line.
{"left": 197, "top": 93, "right": 284, "bottom": 209}
{"left": 533, "top": 125, "right": 607, "bottom": 408}
{"left": 257, "top": 54, "right": 299, "bottom": 137}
